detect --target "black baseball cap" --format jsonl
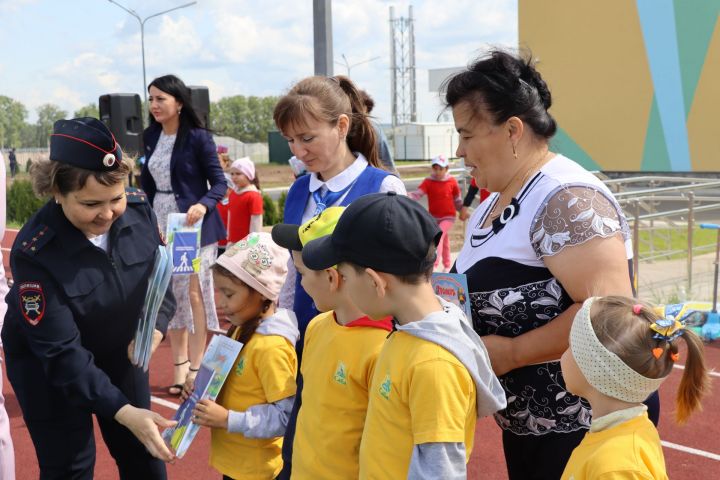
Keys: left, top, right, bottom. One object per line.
{"left": 50, "top": 117, "right": 122, "bottom": 171}
{"left": 302, "top": 192, "right": 441, "bottom": 275}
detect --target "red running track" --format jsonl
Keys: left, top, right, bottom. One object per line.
{"left": 4, "top": 335, "right": 719, "bottom": 478}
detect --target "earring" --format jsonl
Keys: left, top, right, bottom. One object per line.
{"left": 178, "top": 108, "right": 182, "bottom": 115}
{"left": 54, "top": 198, "right": 60, "bottom": 204}
{"left": 512, "top": 144, "right": 518, "bottom": 160}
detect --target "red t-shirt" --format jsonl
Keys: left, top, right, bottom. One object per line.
{"left": 225, "top": 189, "right": 263, "bottom": 243}
{"left": 418, "top": 176, "right": 461, "bottom": 218}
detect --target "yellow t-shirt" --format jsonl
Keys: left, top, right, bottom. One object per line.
{"left": 359, "top": 330, "right": 477, "bottom": 480}
{"left": 292, "top": 311, "right": 392, "bottom": 479}
{"left": 210, "top": 330, "right": 298, "bottom": 480}
{"left": 561, "top": 413, "right": 668, "bottom": 480}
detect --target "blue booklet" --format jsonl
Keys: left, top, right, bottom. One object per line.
{"left": 162, "top": 334, "right": 244, "bottom": 458}
{"left": 431, "top": 272, "right": 472, "bottom": 319}
{"left": 131, "top": 245, "right": 173, "bottom": 371}
{"left": 166, "top": 213, "right": 202, "bottom": 275}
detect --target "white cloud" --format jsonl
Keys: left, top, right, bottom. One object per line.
{"left": 3, "top": 0, "right": 518, "bottom": 124}
{"left": 0, "top": 0, "right": 36, "bottom": 14}
{"left": 51, "top": 86, "right": 86, "bottom": 114}
{"left": 213, "top": 13, "right": 259, "bottom": 62}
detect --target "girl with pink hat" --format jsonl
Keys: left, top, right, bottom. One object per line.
{"left": 184, "top": 232, "right": 299, "bottom": 479}
{"left": 222, "top": 157, "right": 264, "bottom": 248}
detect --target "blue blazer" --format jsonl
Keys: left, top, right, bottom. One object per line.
{"left": 141, "top": 123, "right": 227, "bottom": 246}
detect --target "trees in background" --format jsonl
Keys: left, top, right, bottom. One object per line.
{"left": 74, "top": 103, "right": 99, "bottom": 119}
{"left": 211, "top": 95, "right": 278, "bottom": 143}
{"left": 0, "top": 96, "right": 28, "bottom": 148}
{"left": 0, "top": 94, "right": 278, "bottom": 148}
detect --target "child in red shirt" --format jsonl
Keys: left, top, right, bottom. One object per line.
{"left": 226, "top": 157, "right": 263, "bottom": 246}
{"left": 409, "top": 154, "right": 462, "bottom": 271}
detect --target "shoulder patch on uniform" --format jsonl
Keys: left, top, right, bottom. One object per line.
{"left": 125, "top": 187, "right": 148, "bottom": 204}
{"left": 18, "top": 225, "right": 54, "bottom": 256}
{"left": 19, "top": 282, "right": 45, "bottom": 326}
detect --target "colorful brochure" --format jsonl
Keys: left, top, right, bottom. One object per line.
{"left": 162, "top": 334, "right": 244, "bottom": 458}
{"left": 132, "top": 245, "right": 173, "bottom": 371}
{"left": 431, "top": 272, "right": 472, "bottom": 319}
{"left": 166, "top": 213, "right": 202, "bottom": 275}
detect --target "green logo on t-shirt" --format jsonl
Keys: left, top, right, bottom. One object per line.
{"left": 235, "top": 357, "right": 245, "bottom": 376}
{"left": 334, "top": 361, "right": 347, "bottom": 385}
{"left": 379, "top": 374, "right": 391, "bottom": 400}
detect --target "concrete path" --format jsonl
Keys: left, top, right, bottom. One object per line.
{"left": 636, "top": 251, "right": 718, "bottom": 304}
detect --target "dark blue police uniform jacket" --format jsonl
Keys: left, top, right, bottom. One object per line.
{"left": 1, "top": 190, "right": 175, "bottom": 478}
{"left": 140, "top": 122, "right": 227, "bottom": 247}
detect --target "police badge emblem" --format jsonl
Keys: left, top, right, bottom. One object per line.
{"left": 19, "top": 282, "right": 45, "bottom": 326}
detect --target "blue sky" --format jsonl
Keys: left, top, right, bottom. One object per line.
{"left": 0, "top": 0, "right": 517, "bottom": 124}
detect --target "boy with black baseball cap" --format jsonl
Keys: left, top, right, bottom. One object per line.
{"left": 271, "top": 207, "right": 393, "bottom": 479}
{"left": 302, "top": 192, "right": 506, "bottom": 479}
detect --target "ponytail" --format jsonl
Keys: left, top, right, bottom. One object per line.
{"left": 674, "top": 329, "right": 710, "bottom": 424}
{"left": 333, "top": 75, "right": 379, "bottom": 167}
{"left": 591, "top": 296, "right": 711, "bottom": 424}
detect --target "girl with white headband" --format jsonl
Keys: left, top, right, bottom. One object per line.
{"left": 560, "top": 296, "right": 710, "bottom": 479}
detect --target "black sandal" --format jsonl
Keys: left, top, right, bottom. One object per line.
{"left": 168, "top": 360, "right": 190, "bottom": 396}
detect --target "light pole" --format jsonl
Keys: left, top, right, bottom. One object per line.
{"left": 107, "top": 0, "right": 197, "bottom": 106}
{"left": 335, "top": 53, "right": 381, "bottom": 77}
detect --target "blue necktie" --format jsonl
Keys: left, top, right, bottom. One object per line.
{"left": 312, "top": 179, "right": 357, "bottom": 215}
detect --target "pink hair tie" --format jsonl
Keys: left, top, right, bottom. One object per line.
{"left": 632, "top": 304, "right": 643, "bottom": 315}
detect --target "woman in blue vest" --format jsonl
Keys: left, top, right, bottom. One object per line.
{"left": 273, "top": 75, "right": 406, "bottom": 478}
{"left": 140, "top": 74, "right": 226, "bottom": 396}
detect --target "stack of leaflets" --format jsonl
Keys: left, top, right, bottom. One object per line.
{"left": 162, "top": 334, "right": 244, "bottom": 458}
{"left": 132, "top": 245, "right": 173, "bottom": 371}
{"left": 166, "top": 213, "right": 203, "bottom": 275}
{"left": 431, "top": 272, "right": 472, "bottom": 319}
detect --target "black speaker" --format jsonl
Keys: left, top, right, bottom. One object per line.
{"left": 99, "top": 93, "right": 143, "bottom": 158}
{"left": 188, "top": 86, "right": 210, "bottom": 128}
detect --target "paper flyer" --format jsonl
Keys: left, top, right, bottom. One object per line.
{"left": 431, "top": 272, "right": 472, "bottom": 319}
{"left": 162, "top": 334, "right": 244, "bottom": 458}
{"left": 166, "top": 213, "right": 202, "bottom": 275}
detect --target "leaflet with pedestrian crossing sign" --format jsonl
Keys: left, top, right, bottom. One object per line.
{"left": 166, "top": 213, "right": 202, "bottom": 275}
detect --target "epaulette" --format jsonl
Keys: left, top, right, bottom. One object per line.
{"left": 18, "top": 224, "right": 55, "bottom": 256}
{"left": 125, "top": 187, "right": 148, "bottom": 204}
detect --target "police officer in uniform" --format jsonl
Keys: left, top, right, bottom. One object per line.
{"left": 1, "top": 117, "right": 177, "bottom": 479}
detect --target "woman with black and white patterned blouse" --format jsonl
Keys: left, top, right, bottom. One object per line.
{"left": 446, "top": 50, "right": 642, "bottom": 480}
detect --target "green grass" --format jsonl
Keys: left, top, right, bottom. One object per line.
{"left": 637, "top": 227, "right": 719, "bottom": 260}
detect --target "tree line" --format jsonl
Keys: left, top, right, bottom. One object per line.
{"left": 0, "top": 94, "right": 279, "bottom": 148}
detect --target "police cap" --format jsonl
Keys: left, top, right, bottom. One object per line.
{"left": 50, "top": 117, "right": 122, "bottom": 171}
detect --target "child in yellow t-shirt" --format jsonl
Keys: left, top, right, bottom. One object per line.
{"left": 184, "top": 232, "right": 299, "bottom": 480}
{"left": 301, "top": 193, "right": 507, "bottom": 480}
{"left": 559, "top": 296, "right": 709, "bottom": 480}
{"left": 271, "top": 207, "right": 392, "bottom": 479}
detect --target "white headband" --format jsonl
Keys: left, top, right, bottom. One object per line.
{"left": 570, "top": 297, "right": 665, "bottom": 403}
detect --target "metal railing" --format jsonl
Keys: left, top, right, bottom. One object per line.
{"left": 607, "top": 175, "right": 720, "bottom": 296}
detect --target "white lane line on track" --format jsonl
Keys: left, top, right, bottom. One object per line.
{"left": 673, "top": 364, "right": 720, "bottom": 378}
{"left": 661, "top": 441, "right": 720, "bottom": 461}
{"left": 151, "top": 396, "right": 179, "bottom": 410}
{"left": 149, "top": 381, "right": 720, "bottom": 461}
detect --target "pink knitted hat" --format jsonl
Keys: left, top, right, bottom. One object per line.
{"left": 230, "top": 157, "right": 255, "bottom": 181}
{"left": 215, "top": 232, "right": 289, "bottom": 301}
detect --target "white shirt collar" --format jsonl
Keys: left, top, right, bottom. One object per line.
{"left": 87, "top": 233, "right": 109, "bottom": 252}
{"left": 308, "top": 153, "right": 368, "bottom": 192}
